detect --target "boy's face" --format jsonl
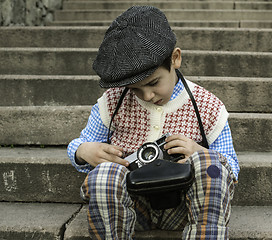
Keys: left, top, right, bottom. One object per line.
{"left": 127, "top": 48, "right": 182, "bottom": 106}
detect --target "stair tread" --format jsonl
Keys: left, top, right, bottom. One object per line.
{"left": 67, "top": 0, "right": 271, "bottom": 1}
{"left": 66, "top": 205, "right": 272, "bottom": 239}
{"left": 1, "top": 146, "right": 271, "bottom": 164}
{"left": 62, "top": 0, "right": 272, "bottom": 10}
{"left": 1, "top": 202, "right": 272, "bottom": 239}
{"left": 1, "top": 27, "right": 272, "bottom": 52}
{"left": 1, "top": 74, "right": 271, "bottom": 80}
{"left": 54, "top": 9, "right": 272, "bottom": 22}
{"left": 0, "top": 107, "right": 271, "bottom": 151}
{"left": 0, "top": 48, "right": 271, "bottom": 77}
{"left": 2, "top": 47, "right": 272, "bottom": 53}
{"left": 48, "top": 20, "right": 272, "bottom": 28}
{"left": 0, "top": 74, "right": 271, "bottom": 112}
{"left": 1, "top": 146, "right": 271, "bottom": 168}
{"left": 1, "top": 147, "right": 271, "bottom": 205}
{"left": 0, "top": 202, "right": 81, "bottom": 239}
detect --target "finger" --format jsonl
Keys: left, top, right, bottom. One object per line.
{"left": 108, "top": 153, "right": 130, "bottom": 167}
{"left": 94, "top": 155, "right": 128, "bottom": 168}
{"left": 93, "top": 150, "right": 126, "bottom": 166}
{"left": 104, "top": 144, "right": 123, "bottom": 157}
{"left": 100, "top": 146, "right": 129, "bottom": 166}
{"left": 164, "top": 139, "right": 186, "bottom": 150}
{"left": 177, "top": 157, "right": 189, "bottom": 164}
{"left": 111, "top": 144, "right": 124, "bottom": 152}
{"left": 166, "top": 134, "right": 187, "bottom": 142}
{"left": 167, "top": 146, "right": 186, "bottom": 155}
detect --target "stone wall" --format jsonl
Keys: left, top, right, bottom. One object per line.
{"left": 0, "top": 0, "right": 63, "bottom": 26}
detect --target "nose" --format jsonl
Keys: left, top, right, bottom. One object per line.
{"left": 142, "top": 89, "right": 155, "bottom": 102}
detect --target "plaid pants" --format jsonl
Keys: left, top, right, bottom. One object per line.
{"left": 81, "top": 150, "right": 235, "bottom": 240}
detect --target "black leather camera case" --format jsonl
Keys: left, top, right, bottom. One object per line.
{"left": 126, "top": 159, "right": 194, "bottom": 209}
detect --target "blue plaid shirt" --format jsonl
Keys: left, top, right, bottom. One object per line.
{"left": 68, "top": 79, "right": 240, "bottom": 180}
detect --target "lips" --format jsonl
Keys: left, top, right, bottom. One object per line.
{"left": 154, "top": 99, "right": 163, "bottom": 105}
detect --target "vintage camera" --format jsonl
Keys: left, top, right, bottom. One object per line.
{"left": 125, "top": 133, "right": 185, "bottom": 170}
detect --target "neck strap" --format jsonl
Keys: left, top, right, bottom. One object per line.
{"left": 175, "top": 70, "right": 209, "bottom": 148}
{"left": 107, "top": 87, "right": 129, "bottom": 144}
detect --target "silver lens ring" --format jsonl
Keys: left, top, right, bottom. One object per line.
{"left": 137, "top": 143, "right": 159, "bottom": 164}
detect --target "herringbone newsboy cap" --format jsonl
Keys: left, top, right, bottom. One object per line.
{"left": 93, "top": 6, "right": 177, "bottom": 88}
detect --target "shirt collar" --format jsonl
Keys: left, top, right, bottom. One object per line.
{"left": 170, "top": 78, "right": 184, "bottom": 101}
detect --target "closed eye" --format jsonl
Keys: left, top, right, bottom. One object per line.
{"left": 148, "top": 79, "right": 158, "bottom": 86}
{"left": 129, "top": 78, "right": 159, "bottom": 92}
{"left": 130, "top": 88, "right": 139, "bottom": 92}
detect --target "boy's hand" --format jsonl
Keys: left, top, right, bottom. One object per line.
{"left": 76, "top": 142, "right": 129, "bottom": 167}
{"left": 164, "top": 134, "right": 206, "bottom": 163}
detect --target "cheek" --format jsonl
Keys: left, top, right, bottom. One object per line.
{"left": 158, "top": 86, "right": 172, "bottom": 98}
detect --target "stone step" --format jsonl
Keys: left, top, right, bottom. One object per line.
{"left": 1, "top": 27, "right": 271, "bottom": 52}
{"left": 62, "top": 1, "right": 272, "bottom": 10}
{"left": 67, "top": 0, "right": 271, "bottom": 1}
{"left": 0, "top": 147, "right": 271, "bottom": 205}
{"left": 0, "top": 75, "right": 103, "bottom": 107}
{"left": 48, "top": 19, "right": 272, "bottom": 28}
{"left": 54, "top": 9, "right": 272, "bottom": 21}
{"left": 0, "top": 75, "right": 271, "bottom": 114}
{"left": 0, "top": 202, "right": 82, "bottom": 240}
{"left": 1, "top": 48, "right": 271, "bottom": 77}
{"left": 1, "top": 202, "right": 272, "bottom": 240}
{"left": 65, "top": 205, "right": 272, "bottom": 240}
{"left": 0, "top": 106, "right": 271, "bottom": 151}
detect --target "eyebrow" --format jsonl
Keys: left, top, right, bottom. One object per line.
{"left": 140, "top": 78, "right": 159, "bottom": 87}
{"left": 128, "top": 77, "right": 158, "bottom": 89}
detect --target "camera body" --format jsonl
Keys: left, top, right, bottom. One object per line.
{"left": 125, "top": 133, "right": 185, "bottom": 170}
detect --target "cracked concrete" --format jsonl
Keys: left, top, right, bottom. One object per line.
{"left": 0, "top": 202, "right": 82, "bottom": 240}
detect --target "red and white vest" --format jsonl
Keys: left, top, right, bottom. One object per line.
{"left": 98, "top": 80, "right": 228, "bottom": 156}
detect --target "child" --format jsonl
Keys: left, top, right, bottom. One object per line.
{"left": 68, "top": 6, "right": 239, "bottom": 239}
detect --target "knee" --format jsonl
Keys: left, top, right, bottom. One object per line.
{"left": 188, "top": 149, "right": 234, "bottom": 197}
{"left": 190, "top": 149, "right": 224, "bottom": 179}
{"left": 87, "top": 162, "right": 129, "bottom": 189}
{"left": 96, "top": 162, "right": 128, "bottom": 176}
{"left": 81, "top": 162, "right": 129, "bottom": 201}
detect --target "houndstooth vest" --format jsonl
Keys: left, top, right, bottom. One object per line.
{"left": 98, "top": 80, "right": 228, "bottom": 156}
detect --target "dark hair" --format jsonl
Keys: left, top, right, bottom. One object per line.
{"left": 160, "top": 52, "right": 172, "bottom": 72}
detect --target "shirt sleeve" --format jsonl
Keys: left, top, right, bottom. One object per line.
{"left": 209, "top": 121, "right": 240, "bottom": 180}
{"left": 67, "top": 103, "right": 109, "bottom": 173}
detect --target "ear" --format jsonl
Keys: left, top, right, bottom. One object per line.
{"left": 171, "top": 48, "right": 182, "bottom": 69}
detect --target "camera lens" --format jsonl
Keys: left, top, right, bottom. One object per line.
{"left": 137, "top": 143, "right": 160, "bottom": 164}
{"left": 142, "top": 148, "right": 157, "bottom": 161}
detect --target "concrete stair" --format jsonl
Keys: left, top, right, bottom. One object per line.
{"left": 62, "top": 1, "right": 272, "bottom": 10}
{"left": 0, "top": 0, "right": 272, "bottom": 239}
{"left": 1, "top": 148, "right": 271, "bottom": 206}
{"left": 1, "top": 48, "right": 271, "bottom": 77}
{"left": 54, "top": 9, "right": 272, "bottom": 22}
{"left": 1, "top": 203, "right": 272, "bottom": 240}
{"left": 49, "top": 0, "right": 272, "bottom": 28}
{"left": 1, "top": 27, "right": 271, "bottom": 51}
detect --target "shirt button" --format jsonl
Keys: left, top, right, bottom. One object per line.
{"left": 153, "top": 125, "right": 159, "bottom": 130}
{"left": 156, "top": 107, "right": 162, "bottom": 112}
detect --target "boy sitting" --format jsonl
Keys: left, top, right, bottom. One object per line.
{"left": 68, "top": 6, "right": 239, "bottom": 239}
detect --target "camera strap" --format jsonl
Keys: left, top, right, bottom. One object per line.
{"left": 175, "top": 70, "right": 209, "bottom": 149}
{"left": 107, "top": 70, "right": 209, "bottom": 149}
{"left": 107, "top": 87, "right": 129, "bottom": 144}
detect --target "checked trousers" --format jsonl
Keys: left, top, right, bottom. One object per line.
{"left": 81, "top": 149, "right": 236, "bottom": 240}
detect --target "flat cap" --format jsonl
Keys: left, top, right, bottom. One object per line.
{"left": 93, "top": 6, "right": 177, "bottom": 88}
